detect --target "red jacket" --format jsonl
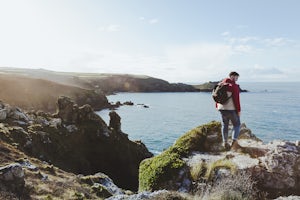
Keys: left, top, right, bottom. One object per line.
{"left": 216, "top": 78, "right": 241, "bottom": 112}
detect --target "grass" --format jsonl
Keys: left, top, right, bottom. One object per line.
{"left": 200, "top": 171, "right": 265, "bottom": 200}
{"left": 204, "top": 158, "right": 237, "bottom": 182}
{"left": 190, "top": 161, "right": 207, "bottom": 182}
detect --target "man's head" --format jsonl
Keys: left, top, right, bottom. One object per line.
{"left": 229, "top": 71, "right": 239, "bottom": 82}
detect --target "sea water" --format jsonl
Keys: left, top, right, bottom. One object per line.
{"left": 97, "top": 82, "right": 300, "bottom": 154}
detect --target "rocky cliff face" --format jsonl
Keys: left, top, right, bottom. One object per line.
{"left": 0, "top": 97, "right": 152, "bottom": 191}
{"left": 139, "top": 122, "right": 300, "bottom": 199}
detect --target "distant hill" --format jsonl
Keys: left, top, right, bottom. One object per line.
{"left": 0, "top": 73, "right": 109, "bottom": 112}
{"left": 0, "top": 67, "right": 198, "bottom": 94}
{"left": 193, "top": 81, "right": 248, "bottom": 92}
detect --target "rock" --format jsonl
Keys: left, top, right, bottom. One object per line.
{"left": 49, "top": 118, "right": 62, "bottom": 128}
{"left": 1, "top": 98, "right": 152, "bottom": 191}
{"left": 0, "top": 163, "right": 25, "bottom": 195}
{"left": 139, "top": 121, "right": 300, "bottom": 198}
{"left": 123, "top": 101, "right": 134, "bottom": 106}
{"left": 80, "top": 172, "right": 124, "bottom": 198}
{"left": 55, "top": 96, "right": 77, "bottom": 124}
{"left": 139, "top": 121, "right": 220, "bottom": 191}
{"left": 253, "top": 141, "right": 300, "bottom": 196}
{"left": 106, "top": 190, "right": 188, "bottom": 200}
{"left": 0, "top": 109, "right": 7, "bottom": 121}
{"left": 109, "top": 111, "right": 121, "bottom": 132}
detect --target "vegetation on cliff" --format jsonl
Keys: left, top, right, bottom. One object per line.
{"left": 139, "top": 121, "right": 220, "bottom": 191}
{"left": 0, "top": 67, "right": 198, "bottom": 95}
{"left": 0, "top": 73, "right": 109, "bottom": 112}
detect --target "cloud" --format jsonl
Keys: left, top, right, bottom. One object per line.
{"left": 98, "top": 24, "right": 121, "bottom": 32}
{"left": 252, "top": 64, "right": 283, "bottom": 74}
{"left": 139, "top": 17, "right": 159, "bottom": 24}
{"left": 263, "top": 37, "right": 292, "bottom": 47}
{"left": 227, "top": 36, "right": 258, "bottom": 44}
{"left": 162, "top": 43, "right": 234, "bottom": 81}
{"left": 242, "top": 64, "right": 287, "bottom": 81}
{"left": 149, "top": 18, "right": 159, "bottom": 24}
{"left": 233, "top": 45, "right": 253, "bottom": 53}
{"left": 221, "top": 31, "right": 230, "bottom": 37}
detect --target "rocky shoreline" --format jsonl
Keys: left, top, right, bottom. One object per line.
{"left": 0, "top": 97, "right": 299, "bottom": 199}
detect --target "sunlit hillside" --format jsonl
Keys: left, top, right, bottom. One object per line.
{"left": 0, "top": 74, "right": 108, "bottom": 112}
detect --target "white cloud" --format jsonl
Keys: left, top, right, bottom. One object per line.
{"left": 227, "top": 36, "right": 258, "bottom": 44}
{"left": 263, "top": 37, "right": 292, "bottom": 47}
{"left": 244, "top": 64, "right": 286, "bottom": 81}
{"left": 162, "top": 43, "right": 233, "bottom": 82}
{"left": 233, "top": 45, "right": 253, "bottom": 53}
{"left": 221, "top": 31, "right": 230, "bottom": 36}
{"left": 149, "top": 18, "right": 159, "bottom": 24}
{"left": 98, "top": 24, "right": 121, "bottom": 32}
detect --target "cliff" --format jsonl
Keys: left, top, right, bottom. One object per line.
{"left": 194, "top": 81, "right": 248, "bottom": 92}
{"left": 1, "top": 100, "right": 299, "bottom": 199}
{"left": 0, "top": 97, "right": 152, "bottom": 194}
{"left": 0, "top": 74, "right": 109, "bottom": 112}
{"left": 138, "top": 122, "right": 300, "bottom": 199}
{"left": 0, "top": 67, "right": 198, "bottom": 94}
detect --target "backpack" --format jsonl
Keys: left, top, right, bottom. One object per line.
{"left": 212, "top": 83, "right": 231, "bottom": 104}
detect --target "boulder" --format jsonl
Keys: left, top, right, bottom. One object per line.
{"left": 79, "top": 172, "right": 124, "bottom": 198}
{"left": 0, "top": 163, "right": 25, "bottom": 195}
{"left": 139, "top": 121, "right": 300, "bottom": 198}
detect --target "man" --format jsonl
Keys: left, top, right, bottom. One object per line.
{"left": 216, "top": 71, "right": 241, "bottom": 151}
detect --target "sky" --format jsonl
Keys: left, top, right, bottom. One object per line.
{"left": 0, "top": 0, "right": 300, "bottom": 83}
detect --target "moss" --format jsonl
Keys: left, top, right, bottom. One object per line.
{"left": 170, "top": 121, "right": 220, "bottom": 156}
{"left": 139, "top": 151, "right": 185, "bottom": 191}
{"left": 139, "top": 121, "right": 221, "bottom": 191}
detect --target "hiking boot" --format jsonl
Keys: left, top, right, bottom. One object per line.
{"left": 231, "top": 140, "right": 242, "bottom": 152}
{"left": 223, "top": 142, "right": 231, "bottom": 151}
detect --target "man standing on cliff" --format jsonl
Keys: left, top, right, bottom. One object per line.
{"left": 216, "top": 71, "right": 241, "bottom": 151}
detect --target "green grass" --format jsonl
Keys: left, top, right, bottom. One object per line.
{"left": 204, "top": 158, "right": 237, "bottom": 181}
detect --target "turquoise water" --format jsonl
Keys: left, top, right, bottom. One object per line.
{"left": 97, "top": 82, "right": 300, "bottom": 154}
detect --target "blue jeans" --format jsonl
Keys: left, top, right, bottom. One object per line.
{"left": 219, "top": 110, "right": 240, "bottom": 142}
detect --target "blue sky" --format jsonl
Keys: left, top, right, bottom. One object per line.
{"left": 0, "top": 0, "right": 300, "bottom": 83}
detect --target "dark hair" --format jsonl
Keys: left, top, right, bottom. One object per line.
{"left": 229, "top": 71, "right": 239, "bottom": 77}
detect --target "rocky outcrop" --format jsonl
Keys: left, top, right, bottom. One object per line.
{"left": 0, "top": 163, "right": 25, "bottom": 196}
{"left": 253, "top": 140, "right": 300, "bottom": 196}
{"left": 139, "top": 121, "right": 300, "bottom": 199}
{"left": 0, "top": 97, "right": 152, "bottom": 191}
{"left": 0, "top": 140, "right": 128, "bottom": 199}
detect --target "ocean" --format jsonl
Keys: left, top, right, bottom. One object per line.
{"left": 97, "top": 82, "right": 300, "bottom": 154}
